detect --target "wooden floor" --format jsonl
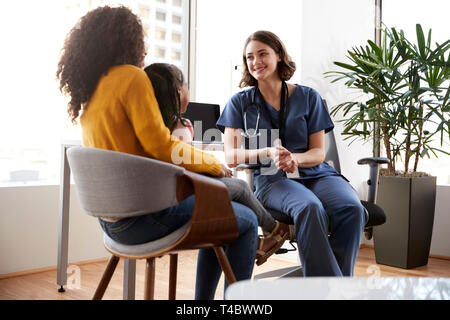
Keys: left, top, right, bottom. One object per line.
{"left": 1, "top": 247, "right": 449, "bottom": 300}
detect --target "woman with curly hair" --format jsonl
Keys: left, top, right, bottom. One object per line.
{"left": 56, "top": 6, "right": 258, "bottom": 300}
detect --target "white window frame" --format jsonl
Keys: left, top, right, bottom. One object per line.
{"left": 186, "top": 0, "right": 196, "bottom": 99}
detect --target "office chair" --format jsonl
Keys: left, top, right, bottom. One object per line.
{"left": 236, "top": 102, "right": 389, "bottom": 279}
{"left": 67, "top": 146, "right": 239, "bottom": 299}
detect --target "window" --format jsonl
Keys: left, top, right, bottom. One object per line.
{"left": 172, "top": 32, "right": 182, "bottom": 43}
{"left": 173, "top": 0, "right": 182, "bottom": 7}
{"left": 155, "top": 47, "right": 166, "bottom": 58}
{"left": 156, "top": 11, "right": 166, "bottom": 21}
{"left": 171, "top": 49, "right": 181, "bottom": 61}
{"left": 138, "top": 7, "right": 150, "bottom": 19}
{"left": 172, "top": 14, "right": 182, "bottom": 24}
{"left": 143, "top": 26, "right": 150, "bottom": 38}
{"left": 155, "top": 28, "right": 166, "bottom": 40}
{"left": 0, "top": 0, "right": 190, "bottom": 186}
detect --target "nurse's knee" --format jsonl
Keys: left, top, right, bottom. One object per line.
{"left": 346, "top": 202, "right": 368, "bottom": 226}
{"left": 293, "top": 199, "right": 326, "bottom": 223}
{"left": 291, "top": 200, "right": 329, "bottom": 243}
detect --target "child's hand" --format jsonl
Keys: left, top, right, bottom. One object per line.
{"left": 218, "top": 164, "right": 233, "bottom": 178}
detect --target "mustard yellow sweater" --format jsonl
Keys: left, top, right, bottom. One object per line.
{"left": 81, "top": 65, "right": 222, "bottom": 176}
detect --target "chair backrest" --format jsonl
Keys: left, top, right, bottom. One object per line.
{"left": 67, "top": 147, "right": 186, "bottom": 219}
{"left": 323, "top": 100, "right": 341, "bottom": 174}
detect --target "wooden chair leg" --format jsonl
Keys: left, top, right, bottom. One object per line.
{"left": 213, "top": 247, "right": 237, "bottom": 284}
{"left": 93, "top": 255, "right": 120, "bottom": 300}
{"left": 168, "top": 254, "right": 178, "bottom": 300}
{"left": 144, "top": 257, "right": 156, "bottom": 300}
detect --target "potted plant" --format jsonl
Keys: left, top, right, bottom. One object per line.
{"left": 325, "top": 24, "right": 450, "bottom": 268}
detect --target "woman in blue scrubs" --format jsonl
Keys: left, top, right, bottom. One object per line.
{"left": 217, "top": 30, "right": 368, "bottom": 276}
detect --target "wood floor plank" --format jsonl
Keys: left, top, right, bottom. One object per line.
{"left": 0, "top": 247, "right": 449, "bottom": 300}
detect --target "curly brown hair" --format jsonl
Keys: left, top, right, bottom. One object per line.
{"left": 239, "top": 30, "right": 296, "bottom": 88}
{"left": 56, "top": 6, "right": 145, "bottom": 123}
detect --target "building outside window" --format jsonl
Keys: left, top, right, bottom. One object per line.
{"left": 155, "top": 47, "right": 166, "bottom": 58}
{"left": 155, "top": 28, "right": 166, "bottom": 40}
{"left": 156, "top": 10, "right": 166, "bottom": 21}
{"left": 172, "top": 32, "right": 182, "bottom": 43}
{"left": 143, "top": 25, "right": 151, "bottom": 38}
{"left": 138, "top": 6, "right": 150, "bottom": 19}
{"left": 172, "top": 14, "right": 181, "bottom": 24}
{"left": 171, "top": 49, "right": 181, "bottom": 61}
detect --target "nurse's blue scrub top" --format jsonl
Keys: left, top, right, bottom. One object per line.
{"left": 217, "top": 84, "right": 340, "bottom": 190}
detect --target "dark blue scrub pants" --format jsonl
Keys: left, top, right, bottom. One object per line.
{"left": 256, "top": 175, "right": 368, "bottom": 276}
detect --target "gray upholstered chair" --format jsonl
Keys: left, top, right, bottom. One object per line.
{"left": 67, "top": 146, "right": 239, "bottom": 299}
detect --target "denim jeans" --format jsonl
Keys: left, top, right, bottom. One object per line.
{"left": 98, "top": 195, "right": 258, "bottom": 300}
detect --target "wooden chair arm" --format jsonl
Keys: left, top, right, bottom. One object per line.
{"left": 175, "top": 171, "right": 239, "bottom": 250}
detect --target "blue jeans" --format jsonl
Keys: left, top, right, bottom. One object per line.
{"left": 98, "top": 195, "right": 258, "bottom": 299}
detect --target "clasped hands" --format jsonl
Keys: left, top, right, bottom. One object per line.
{"left": 266, "top": 139, "right": 298, "bottom": 174}
{"left": 218, "top": 139, "right": 299, "bottom": 178}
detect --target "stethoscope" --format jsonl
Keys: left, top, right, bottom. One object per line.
{"left": 241, "top": 81, "right": 289, "bottom": 144}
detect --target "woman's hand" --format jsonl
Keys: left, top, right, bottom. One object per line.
{"left": 267, "top": 139, "right": 298, "bottom": 173}
{"left": 273, "top": 146, "right": 298, "bottom": 173}
{"left": 218, "top": 164, "right": 233, "bottom": 178}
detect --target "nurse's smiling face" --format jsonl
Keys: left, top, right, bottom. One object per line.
{"left": 245, "top": 40, "right": 281, "bottom": 83}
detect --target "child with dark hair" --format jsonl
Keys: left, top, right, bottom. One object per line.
{"left": 144, "top": 63, "right": 293, "bottom": 265}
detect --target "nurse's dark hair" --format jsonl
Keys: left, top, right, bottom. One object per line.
{"left": 56, "top": 6, "right": 145, "bottom": 124}
{"left": 239, "top": 30, "right": 296, "bottom": 88}
{"left": 144, "top": 63, "right": 189, "bottom": 132}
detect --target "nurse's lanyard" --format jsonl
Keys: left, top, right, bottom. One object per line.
{"left": 241, "top": 81, "right": 289, "bottom": 145}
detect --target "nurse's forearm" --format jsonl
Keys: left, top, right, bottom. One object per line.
{"left": 293, "top": 148, "right": 325, "bottom": 168}
{"left": 224, "top": 147, "right": 270, "bottom": 168}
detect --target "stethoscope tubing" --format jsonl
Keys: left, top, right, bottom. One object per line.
{"left": 241, "top": 81, "right": 288, "bottom": 140}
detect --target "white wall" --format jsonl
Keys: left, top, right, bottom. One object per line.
{"left": 0, "top": 185, "right": 107, "bottom": 275}
{"left": 195, "top": 0, "right": 303, "bottom": 106}
{"left": 430, "top": 186, "right": 450, "bottom": 257}
{"left": 300, "top": 0, "right": 375, "bottom": 198}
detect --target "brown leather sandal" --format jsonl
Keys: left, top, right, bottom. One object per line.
{"left": 263, "top": 222, "right": 296, "bottom": 241}
{"left": 255, "top": 222, "right": 290, "bottom": 266}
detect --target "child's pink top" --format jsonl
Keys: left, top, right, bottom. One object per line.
{"left": 172, "top": 118, "right": 194, "bottom": 143}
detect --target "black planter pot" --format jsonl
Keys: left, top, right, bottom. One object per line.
{"left": 373, "top": 175, "right": 437, "bottom": 269}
